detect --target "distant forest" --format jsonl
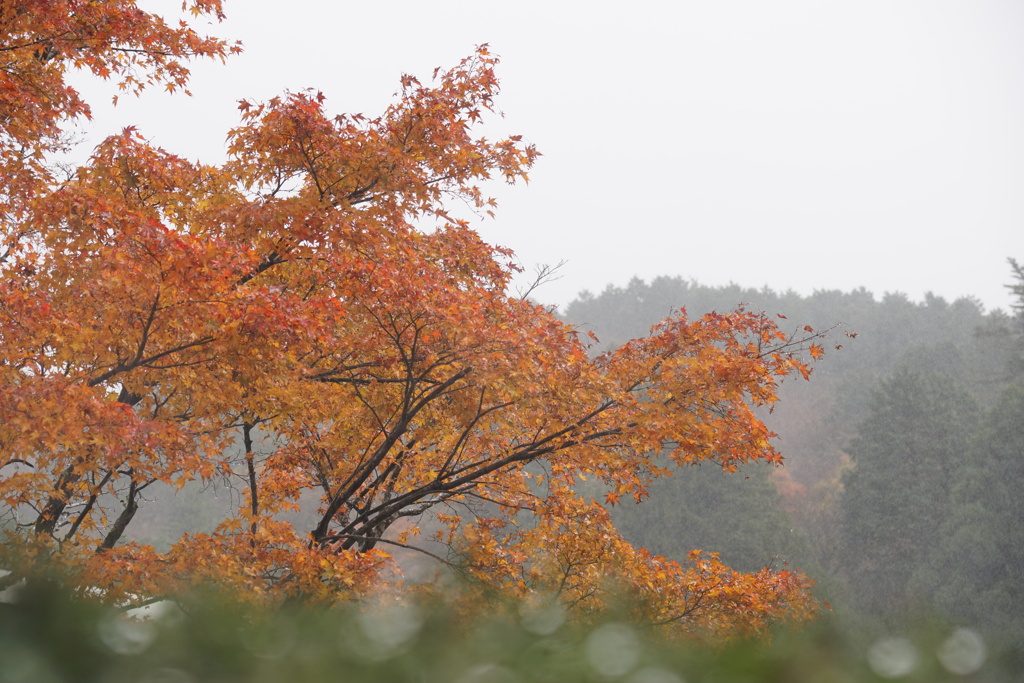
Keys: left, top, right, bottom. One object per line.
{"left": 561, "top": 263, "right": 1023, "bottom": 655}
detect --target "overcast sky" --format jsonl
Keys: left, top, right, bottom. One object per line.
{"left": 70, "top": 0, "right": 1024, "bottom": 313}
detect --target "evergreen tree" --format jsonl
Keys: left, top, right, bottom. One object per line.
{"left": 1003, "top": 257, "right": 1024, "bottom": 378}
{"left": 921, "top": 383, "right": 1024, "bottom": 655}
{"left": 837, "top": 369, "right": 979, "bottom": 621}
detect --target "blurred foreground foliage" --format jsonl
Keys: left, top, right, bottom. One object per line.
{"left": 1, "top": 578, "right": 1018, "bottom": 683}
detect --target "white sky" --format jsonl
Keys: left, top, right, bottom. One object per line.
{"left": 69, "top": 0, "right": 1024, "bottom": 312}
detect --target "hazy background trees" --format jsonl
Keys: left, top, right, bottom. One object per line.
{"left": 612, "top": 460, "right": 808, "bottom": 575}
{"left": 837, "top": 369, "right": 978, "bottom": 620}
{"left": 561, "top": 261, "right": 1024, "bottom": 660}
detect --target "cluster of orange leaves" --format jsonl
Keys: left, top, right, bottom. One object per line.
{"left": 0, "top": 1, "right": 829, "bottom": 635}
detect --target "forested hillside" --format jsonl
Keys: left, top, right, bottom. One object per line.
{"left": 562, "top": 267, "right": 1023, "bottom": 660}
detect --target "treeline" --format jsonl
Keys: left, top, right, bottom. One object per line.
{"left": 561, "top": 266, "right": 1023, "bottom": 659}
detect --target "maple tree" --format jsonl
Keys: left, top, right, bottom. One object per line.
{"left": 0, "top": 1, "right": 832, "bottom": 635}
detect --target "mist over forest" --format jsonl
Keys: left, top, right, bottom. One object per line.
{"left": 559, "top": 265, "right": 1024, "bottom": 656}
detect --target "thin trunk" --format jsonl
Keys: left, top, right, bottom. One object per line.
{"left": 100, "top": 478, "right": 139, "bottom": 550}
{"left": 244, "top": 422, "right": 259, "bottom": 542}
{"left": 64, "top": 469, "right": 115, "bottom": 541}
{"left": 34, "top": 465, "right": 79, "bottom": 536}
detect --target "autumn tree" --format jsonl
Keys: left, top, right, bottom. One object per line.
{"left": 0, "top": 1, "right": 831, "bottom": 635}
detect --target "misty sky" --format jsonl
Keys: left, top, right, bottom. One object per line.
{"left": 70, "top": 1, "right": 1024, "bottom": 313}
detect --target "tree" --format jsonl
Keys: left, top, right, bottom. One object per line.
{"left": 916, "top": 382, "right": 1024, "bottom": 657}
{"left": 1008, "top": 258, "right": 1024, "bottom": 316}
{"left": 837, "top": 369, "right": 979, "bottom": 621}
{"left": 0, "top": 2, "right": 830, "bottom": 635}
{"left": 997, "top": 257, "right": 1024, "bottom": 378}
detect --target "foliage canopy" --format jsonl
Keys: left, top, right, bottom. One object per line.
{"left": 0, "top": 1, "right": 830, "bottom": 635}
